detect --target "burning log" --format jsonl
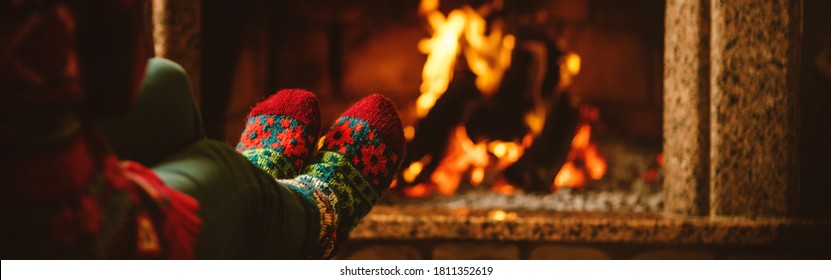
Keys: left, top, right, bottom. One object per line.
{"left": 401, "top": 69, "right": 480, "bottom": 185}
{"left": 503, "top": 91, "right": 579, "bottom": 193}
{"left": 397, "top": 0, "right": 607, "bottom": 197}
{"left": 464, "top": 46, "right": 537, "bottom": 142}
{"left": 400, "top": 42, "right": 576, "bottom": 195}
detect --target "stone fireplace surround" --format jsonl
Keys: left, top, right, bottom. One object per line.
{"left": 153, "top": 0, "right": 831, "bottom": 259}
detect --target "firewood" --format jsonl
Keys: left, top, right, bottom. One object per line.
{"left": 504, "top": 91, "right": 579, "bottom": 193}
{"left": 400, "top": 69, "right": 480, "bottom": 184}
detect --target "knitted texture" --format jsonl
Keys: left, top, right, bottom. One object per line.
{"left": 281, "top": 94, "right": 405, "bottom": 257}
{"left": 236, "top": 89, "right": 320, "bottom": 178}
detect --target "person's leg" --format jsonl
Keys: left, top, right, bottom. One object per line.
{"left": 100, "top": 64, "right": 332, "bottom": 258}
{"left": 151, "top": 139, "right": 320, "bottom": 259}
{"left": 100, "top": 58, "right": 204, "bottom": 166}
{"left": 99, "top": 59, "right": 350, "bottom": 258}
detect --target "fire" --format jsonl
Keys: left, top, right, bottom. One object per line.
{"left": 487, "top": 209, "right": 517, "bottom": 221}
{"left": 403, "top": 125, "right": 416, "bottom": 141}
{"left": 403, "top": 183, "right": 432, "bottom": 198}
{"left": 402, "top": 0, "right": 606, "bottom": 197}
{"left": 402, "top": 0, "right": 523, "bottom": 198}
{"left": 552, "top": 109, "right": 608, "bottom": 190}
{"left": 553, "top": 162, "right": 585, "bottom": 189}
{"left": 403, "top": 126, "right": 530, "bottom": 198}
{"left": 491, "top": 178, "right": 517, "bottom": 195}
{"left": 559, "top": 52, "right": 581, "bottom": 90}
{"left": 566, "top": 53, "right": 581, "bottom": 76}
{"left": 525, "top": 52, "right": 581, "bottom": 137}
{"left": 572, "top": 124, "right": 591, "bottom": 148}
{"left": 487, "top": 140, "right": 523, "bottom": 168}
{"left": 402, "top": 156, "right": 428, "bottom": 183}
{"left": 430, "top": 126, "right": 489, "bottom": 195}
{"left": 585, "top": 144, "right": 606, "bottom": 179}
{"left": 416, "top": 0, "right": 515, "bottom": 117}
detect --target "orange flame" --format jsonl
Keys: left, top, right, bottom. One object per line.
{"left": 553, "top": 162, "right": 585, "bottom": 188}
{"left": 403, "top": 126, "right": 531, "bottom": 198}
{"left": 403, "top": 1, "right": 606, "bottom": 197}
{"left": 552, "top": 111, "right": 607, "bottom": 190}
{"left": 416, "top": 0, "right": 514, "bottom": 117}
{"left": 403, "top": 183, "right": 433, "bottom": 198}
{"left": 559, "top": 52, "right": 581, "bottom": 90}
{"left": 585, "top": 145, "right": 607, "bottom": 180}
{"left": 491, "top": 178, "right": 517, "bottom": 195}
{"left": 571, "top": 124, "right": 591, "bottom": 148}
{"left": 431, "top": 126, "right": 488, "bottom": 195}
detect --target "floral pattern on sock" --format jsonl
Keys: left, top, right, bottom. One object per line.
{"left": 237, "top": 115, "right": 316, "bottom": 177}
{"left": 319, "top": 117, "right": 401, "bottom": 190}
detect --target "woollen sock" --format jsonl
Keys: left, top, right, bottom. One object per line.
{"left": 280, "top": 94, "right": 405, "bottom": 257}
{"left": 236, "top": 89, "right": 320, "bottom": 179}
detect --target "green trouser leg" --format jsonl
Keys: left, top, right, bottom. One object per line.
{"left": 100, "top": 58, "right": 320, "bottom": 259}
{"left": 152, "top": 140, "right": 319, "bottom": 258}
{"left": 100, "top": 58, "right": 205, "bottom": 166}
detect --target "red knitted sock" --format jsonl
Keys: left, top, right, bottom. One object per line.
{"left": 236, "top": 89, "right": 321, "bottom": 178}
{"left": 318, "top": 94, "right": 405, "bottom": 192}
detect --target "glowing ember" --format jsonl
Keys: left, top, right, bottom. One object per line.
{"left": 491, "top": 178, "right": 517, "bottom": 195}
{"left": 403, "top": 183, "right": 433, "bottom": 198}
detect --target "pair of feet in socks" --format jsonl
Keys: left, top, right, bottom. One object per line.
{"left": 235, "top": 89, "right": 405, "bottom": 257}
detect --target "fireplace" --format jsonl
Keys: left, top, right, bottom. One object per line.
{"left": 152, "top": 0, "right": 831, "bottom": 259}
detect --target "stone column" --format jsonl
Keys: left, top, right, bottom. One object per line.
{"left": 709, "top": 0, "right": 801, "bottom": 217}
{"left": 663, "top": 0, "right": 711, "bottom": 216}
{"left": 151, "top": 0, "right": 201, "bottom": 102}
